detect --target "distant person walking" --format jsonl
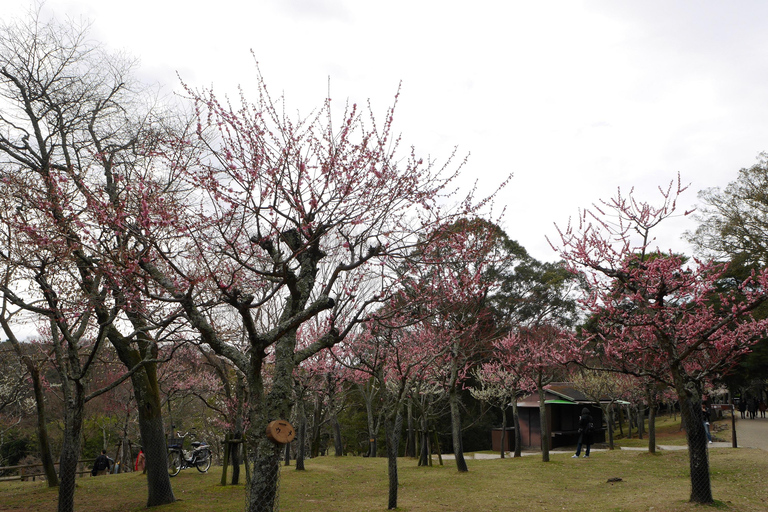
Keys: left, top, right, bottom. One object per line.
{"left": 748, "top": 398, "right": 758, "bottom": 420}
{"left": 702, "top": 403, "right": 712, "bottom": 443}
{"left": 91, "top": 450, "right": 111, "bottom": 476}
{"left": 572, "top": 408, "right": 594, "bottom": 458}
{"left": 759, "top": 401, "right": 766, "bottom": 419}
{"left": 739, "top": 399, "right": 747, "bottom": 419}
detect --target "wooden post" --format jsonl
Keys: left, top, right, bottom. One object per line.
{"left": 731, "top": 405, "right": 738, "bottom": 448}
{"left": 220, "top": 434, "right": 230, "bottom": 486}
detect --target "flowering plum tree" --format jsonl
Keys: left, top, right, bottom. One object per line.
{"left": 340, "top": 317, "right": 450, "bottom": 509}
{"left": 569, "top": 369, "right": 640, "bottom": 450}
{"left": 294, "top": 334, "right": 351, "bottom": 459}
{"left": 394, "top": 218, "right": 508, "bottom": 471}
{"left": 135, "top": 65, "right": 507, "bottom": 511}
{"left": 196, "top": 347, "right": 248, "bottom": 483}
{"left": 469, "top": 358, "right": 534, "bottom": 458}
{"left": 505, "top": 324, "right": 579, "bottom": 462}
{"left": 0, "top": 10, "right": 193, "bottom": 507}
{"left": 552, "top": 178, "right": 768, "bottom": 503}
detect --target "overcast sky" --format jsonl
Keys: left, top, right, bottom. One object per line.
{"left": 4, "top": 1, "right": 768, "bottom": 262}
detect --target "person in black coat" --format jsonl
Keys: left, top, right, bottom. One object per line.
{"left": 572, "top": 407, "right": 594, "bottom": 458}
{"left": 92, "top": 450, "right": 111, "bottom": 476}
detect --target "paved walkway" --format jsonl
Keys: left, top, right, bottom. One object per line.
{"left": 732, "top": 415, "right": 768, "bottom": 450}
{"left": 442, "top": 415, "right": 768, "bottom": 460}
{"left": 616, "top": 415, "right": 768, "bottom": 452}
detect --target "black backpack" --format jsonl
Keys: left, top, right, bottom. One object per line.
{"left": 92, "top": 455, "right": 109, "bottom": 475}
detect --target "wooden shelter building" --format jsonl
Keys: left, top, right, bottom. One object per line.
{"left": 513, "top": 382, "right": 606, "bottom": 450}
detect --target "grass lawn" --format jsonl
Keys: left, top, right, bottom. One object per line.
{"left": 2, "top": 418, "right": 763, "bottom": 512}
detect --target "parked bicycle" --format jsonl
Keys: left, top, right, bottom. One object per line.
{"left": 167, "top": 430, "right": 211, "bottom": 476}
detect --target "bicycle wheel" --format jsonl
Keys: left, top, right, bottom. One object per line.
{"left": 195, "top": 449, "right": 211, "bottom": 473}
{"left": 168, "top": 450, "right": 182, "bottom": 477}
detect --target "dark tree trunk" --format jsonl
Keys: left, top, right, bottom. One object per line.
{"left": 433, "top": 429, "right": 444, "bottom": 466}
{"left": 405, "top": 401, "right": 416, "bottom": 458}
{"left": 296, "top": 417, "right": 306, "bottom": 471}
{"left": 246, "top": 435, "right": 282, "bottom": 512}
{"left": 449, "top": 385, "right": 468, "bottom": 472}
{"left": 537, "top": 385, "right": 550, "bottom": 462}
{"left": 415, "top": 423, "right": 420, "bottom": 461}
{"left": 618, "top": 405, "right": 625, "bottom": 438}
{"left": 310, "top": 393, "right": 324, "bottom": 458}
{"left": 108, "top": 327, "right": 175, "bottom": 507}
{"left": 448, "top": 349, "right": 468, "bottom": 472}
{"left": 332, "top": 415, "right": 343, "bottom": 457}
{"left": 245, "top": 335, "right": 292, "bottom": 512}
{"left": 418, "top": 417, "right": 430, "bottom": 466}
{"left": 511, "top": 400, "right": 522, "bottom": 458}
{"left": 117, "top": 410, "right": 132, "bottom": 472}
{"left": 677, "top": 387, "right": 713, "bottom": 504}
{"left": 385, "top": 409, "right": 403, "bottom": 510}
{"left": 647, "top": 389, "right": 657, "bottom": 454}
{"left": 232, "top": 373, "right": 246, "bottom": 482}
{"left": 57, "top": 381, "right": 84, "bottom": 512}
{"left": 135, "top": 385, "right": 175, "bottom": 507}
{"left": 499, "top": 407, "right": 507, "bottom": 458}
{"left": 363, "top": 385, "right": 379, "bottom": 458}
{"left": 231, "top": 433, "right": 242, "bottom": 484}
{"left": 29, "top": 362, "right": 58, "bottom": 485}
{"left": 606, "top": 405, "right": 615, "bottom": 450}
{"left": 327, "top": 374, "right": 343, "bottom": 457}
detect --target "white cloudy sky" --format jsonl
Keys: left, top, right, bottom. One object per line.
{"left": 4, "top": 0, "right": 768, "bottom": 262}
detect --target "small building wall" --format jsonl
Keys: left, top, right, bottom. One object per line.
{"left": 491, "top": 428, "right": 515, "bottom": 452}
{"left": 506, "top": 384, "right": 609, "bottom": 450}
{"left": 517, "top": 403, "right": 605, "bottom": 449}
{"left": 519, "top": 407, "right": 541, "bottom": 448}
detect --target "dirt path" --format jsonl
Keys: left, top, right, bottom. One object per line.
{"left": 734, "top": 415, "right": 768, "bottom": 451}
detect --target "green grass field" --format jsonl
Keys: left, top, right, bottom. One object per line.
{"left": 2, "top": 419, "right": 765, "bottom": 512}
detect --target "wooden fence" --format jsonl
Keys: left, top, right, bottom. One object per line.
{"left": 0, "top": 459, "right": 96, "bottom": 482}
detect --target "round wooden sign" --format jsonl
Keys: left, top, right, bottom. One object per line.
{"left": 266, "top": 420, "right": 295, "bottom": 444}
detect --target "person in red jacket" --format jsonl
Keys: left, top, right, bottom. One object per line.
{"left": 135, "top": 448, "right": 146, "bottom": 473}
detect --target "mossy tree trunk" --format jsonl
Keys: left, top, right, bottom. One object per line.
{"left": 105, "top": 316, "right": 175, "bottom": 507}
